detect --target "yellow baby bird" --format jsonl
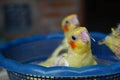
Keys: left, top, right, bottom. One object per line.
{"left": 51, "top": 27, "right": 97, "bottom": 68}
{"left": 99, "top": 24, "right": 120, "bottom": 59}
{"left": 52, "top": 14, "right": 80, "bottom": 57}
{"left": 39, "top": 14, "right": 80, "bottom": 67}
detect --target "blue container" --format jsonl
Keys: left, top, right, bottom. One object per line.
{"left": 0, "top": 32, "right": 120, "bottom": 80}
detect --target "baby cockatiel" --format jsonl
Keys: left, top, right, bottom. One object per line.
{"left": 39, "top": 14, "right": 80, "bottom": 67}
{"left": 99, "top": 24, "right": 120, "bottom": 59}
{"left": 51, "top": 27, "right": 97, "bottom": 68}
{"left": 52, "top": 14, "right": 80, "bottom": 57}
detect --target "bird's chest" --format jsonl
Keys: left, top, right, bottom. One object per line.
{"left": 66, "top": 52, "right": 89, "bottom": 67}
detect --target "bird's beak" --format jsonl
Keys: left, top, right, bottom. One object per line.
{"left": 81, "top": 30, "right": 90, "bottom": 43}
{"left": 71, "top": 16, "right": 79, "bottom": 26}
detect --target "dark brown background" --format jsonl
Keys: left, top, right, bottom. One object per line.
{"left": 0, "top": 0, "right": 120, "bottom": 40}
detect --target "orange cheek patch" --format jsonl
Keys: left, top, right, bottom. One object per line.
{"left": 64, "top": 25, "right": 69, "bottom": 32}
{"left": 69, "top": 40, "right": 76, "bottom": 49}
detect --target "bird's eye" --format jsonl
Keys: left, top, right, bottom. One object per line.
{"left": 65, "top": 20, "right": 70, "bottom": 25}
{"left": 71, "top": 35, "right": 76, "bottom": 41}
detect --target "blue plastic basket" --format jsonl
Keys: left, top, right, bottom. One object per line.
{"left": 0, "top": 32, "right": 120, "bottom": 80}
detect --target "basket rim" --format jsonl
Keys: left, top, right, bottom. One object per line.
{"left": 0, "top": 32, "right": 120, "bottom": 77}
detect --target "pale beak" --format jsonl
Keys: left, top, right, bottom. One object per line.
{"left": 71, "top": 16, "right": 79, "bottom": 26}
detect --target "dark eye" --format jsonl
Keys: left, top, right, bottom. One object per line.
{"left": 65, "top": 20, "right": 70, "bottom": 25}
{"left": 71, "top": 35, "right": 76, "bottom": 41}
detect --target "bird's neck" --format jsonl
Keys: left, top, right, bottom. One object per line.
{"left": 68, "top": 46, "right": 91, "bottom": 56}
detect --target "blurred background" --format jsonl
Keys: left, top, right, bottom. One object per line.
{"left": 0, "top": 0, "right": 120, "bottom": 41}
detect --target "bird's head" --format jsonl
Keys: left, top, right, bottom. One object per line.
{"left": 61, "top": 14, "right": 80, "bottom": 35}
{"left": 67, "top": 27, "right": 91, "bottom": 54}
{"left": 112, "top": 24, "right": 120, "bottom": 37}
